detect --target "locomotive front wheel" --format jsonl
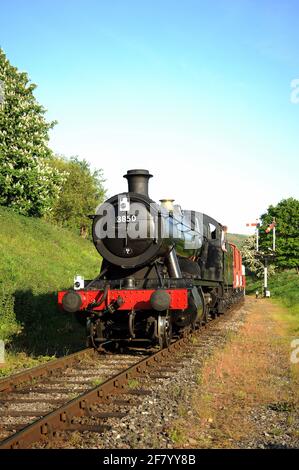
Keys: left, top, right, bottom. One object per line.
{"left": 86, "top": 319, "right": 107, "bottom": 351}
{"left": 204, "top": 306, "right": 212, "bottom": 323}
{"left": 157, "top": 313, "right": 172, "bottom": 349}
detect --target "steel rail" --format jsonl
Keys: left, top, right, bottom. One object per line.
{"left": 0, "top": 348, "right": 94, "bottom": 393}
{"left": 0, "top": 331, "right": 199, "bottom": 448}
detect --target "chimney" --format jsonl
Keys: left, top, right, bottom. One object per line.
{"left": 123, "top": 169, "right": 153, "bottom": 197}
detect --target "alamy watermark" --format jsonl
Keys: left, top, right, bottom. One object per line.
{"left": 290, "top": 78, "right": 299, "bottom": 104}
{"left": 93, "top": 199, "right": 204, "bottom": 250}
{"left": 290, "top": 339, "right": 299, "bottom": 364}
{"left": 0, "top": 80, "right": 4, "bottom": 105}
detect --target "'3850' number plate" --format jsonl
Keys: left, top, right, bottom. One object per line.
{"left": 116, "top": 215, "right": 137, "bottom": 223}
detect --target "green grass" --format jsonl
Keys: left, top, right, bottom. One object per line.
{"left": 91, "top": 377, "right": 103, "bottom": 386}
{"left": 246, "top": 269, "right": 299, "bottom": 315}
{"left": 169, "top": 427, "right": 186, "bottom": 445}
{"left": 127, "top": 378, "right": 140, "bottom": 389}
{"left": 227, "top": 233, "right": 247, "bottom": 249}
{"left": 0, "top": 351, "right": 55, "bottom": 377}
{"left": 0, "top": 206, "right": 101, "bottom": 364}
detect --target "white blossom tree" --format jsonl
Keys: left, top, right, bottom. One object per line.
{"left": 0, "top": 48, "right": 65, "bottom": 216}
{"left": 241, "top": 235, "right": 275, "bottom": 278}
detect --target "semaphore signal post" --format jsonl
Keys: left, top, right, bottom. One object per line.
{"left": 246, "top": 218, "right": 277, "bottom": 298}
{"left": 246, "top": 219, "right": 260, "bottom": 252}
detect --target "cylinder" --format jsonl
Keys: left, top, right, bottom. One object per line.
{"left": 123, "top": 169, "right": 153, "bottom": 197}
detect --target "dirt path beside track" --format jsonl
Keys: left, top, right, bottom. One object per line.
{"left": 172, "top": 297, "right": 299, "bottom": 449}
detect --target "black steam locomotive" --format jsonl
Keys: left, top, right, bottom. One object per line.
{"left": 58, "top": 169, "right": 245, "bottom": 349}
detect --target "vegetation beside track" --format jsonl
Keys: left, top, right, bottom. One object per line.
{"left": 246, "top": 269, "right": 299, "bottom": 315}
{"left": 0, "top": 206, "right": 100, "bottom": 374}
{"left": 227, "top": 233, "right": 247, "bottom": 249}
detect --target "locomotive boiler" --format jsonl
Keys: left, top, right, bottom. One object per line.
{"left": 58, "top": 169, "right": 245, "bottom": 349}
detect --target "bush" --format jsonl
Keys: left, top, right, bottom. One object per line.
{"left": 46, "top": 155, "right": 106, "bottom": 237}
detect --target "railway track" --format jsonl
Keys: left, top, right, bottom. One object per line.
{"left": 0, "top": 303, "right": 242, "bottom": 449}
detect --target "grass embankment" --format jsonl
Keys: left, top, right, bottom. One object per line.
{"left": 0, "top": 206, "right": 101, "bottom": 375}
{"left": 246, "top": 270, "right": 299, "bottom": 314}
{"left": 227, "top": 233, "right": 247, "bottom": 249}
{"left": 169, "top": 298, "right": 299, "bottom": 448}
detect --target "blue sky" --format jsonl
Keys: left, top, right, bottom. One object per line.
{"left": 1, "top": 0, "right": 299, "bottom": 233}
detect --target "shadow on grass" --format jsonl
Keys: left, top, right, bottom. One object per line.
{"left": 10, "top": 289, "right": 86, "bottom": 357}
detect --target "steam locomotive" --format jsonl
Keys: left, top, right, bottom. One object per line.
{"left": 58, "top": 169, "right": 245, "bottom": 349}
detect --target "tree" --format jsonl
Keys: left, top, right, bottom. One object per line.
{"left": 259, "top": 198, "right": 299, "bottom": 272}
{"left": 241, "top": 235, "right": 275, "bottom": 278}
{"left": 47, "top": 155, "right": 106, "bottom": 236}
{"left": 0, "top": 48, "right": 64, "bottom": 216}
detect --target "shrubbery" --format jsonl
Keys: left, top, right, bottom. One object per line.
{"left": 246, "top": 269, "right": 299, "bottom": 313}
{"left": 46, "top": 155, "right": 106, "bottom": 237}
